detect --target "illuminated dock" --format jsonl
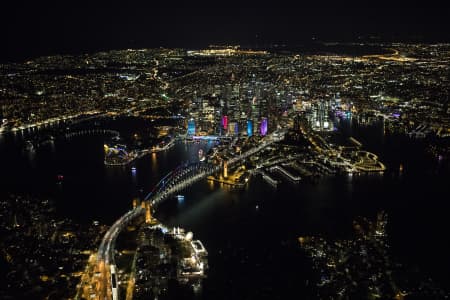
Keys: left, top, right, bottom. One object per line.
{"left": 207, "top": 176, "right": 246, "bottom": 187}
{"left": 349, "top": 137, "right": 363, "bottom": 148}
{"left": 353, "top": 151, "right": 386, "bottom": 172}
{"left": 269, "top": 165, "right": 301, "bottom": 183}
{"left": 257, "top": 169, "right": 279, "bottom": 188}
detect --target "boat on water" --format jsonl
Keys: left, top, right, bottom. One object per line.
{"left": 40, "top": 135, "right": 55, "bottom": 146}
{"left": 23, "top": 140, "right": 35, "bottom": 151}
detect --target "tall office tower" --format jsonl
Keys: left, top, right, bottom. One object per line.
{"left": 187, "top": 119, "right": 196, "bottom": 136}
{"left": 255, "top": 83, "right": 263, "bottom": 119}
{"left": 247, "top": 120, "right": 253, "bottom": 137}
{"left": 335, "top": 92, "right": 341, "bottom": 110}
{"left": 286, "top": 92, "right": 294, "bottom": 108}
{"left": 222, "top": 115, "right": 228, "bottom": 131}
{"left": 232, "top": 84, "right": 241, "bottom": 117}
{"left": 318, "top": 101, "right": 325, "bottom": 131}
{"left": 193, "top": 91, "right": 202, "bottom": 111}
{"left": 311, "top": 100, "right": 333, "bottom": 131}
{"left": 215, "top": 109, "right": 223, "bottom": 135}
{"left": 260, "top": 117, "right": 268, "bottom": 136}
{"left": 222, "top": 84, "right": 231, "bottom": 116}
{"left": 293, "top": 115, "right": 301, "bottom": 132}
{"left": 223, "top": 83, "right": 233, "bottom": 101}
{"left": 232, "top": 84, "right": 240, "bottom": 99}
{"left": 228, "top": 122, "right": 238, "bottom": 136}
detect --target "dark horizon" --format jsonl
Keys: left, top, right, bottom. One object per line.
{"left": 1, "top": 1, "right": 449, "bottom": 62}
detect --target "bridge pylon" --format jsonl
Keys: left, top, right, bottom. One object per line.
{"left": 145, "top": 202, "right": 156, "bottom": 224}
{"left": 223, "top": 161, "right": 228, "bottom": 178}
{"left": 132, "top": 197, "right": 140, "bottom": 209}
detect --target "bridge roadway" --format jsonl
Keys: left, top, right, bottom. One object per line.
{"left": 93, "top": 130, "right": 285, "bottom": 299}
{"left": 65, "top": 129, "right": 120, "bottom": 139}
{"left": 95, "top": 207, "right": 144, "bottom": 299}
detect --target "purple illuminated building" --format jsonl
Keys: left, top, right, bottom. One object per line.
{"left": 260, "top": 117, "right": 268, "bottom": 136}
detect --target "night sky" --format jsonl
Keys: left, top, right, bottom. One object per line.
{"left": 1, "top": 1, "right": 449, "bottom": 62}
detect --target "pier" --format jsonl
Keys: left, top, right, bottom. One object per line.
{"left": 269, "top": 165, "right": 301, "bottom": 183}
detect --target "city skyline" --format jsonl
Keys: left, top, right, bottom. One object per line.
{"left": 1, "top": 2, "right": 450, "bottom": 299}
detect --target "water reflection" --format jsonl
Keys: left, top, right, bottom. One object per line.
{"left": 25, "top": 148, "right": 37, "bottom": 168}
{"left": 0, "top": 133, "right": 4, "bottom": 151}
{"left": 151, "top": 152, "right": 158, "bottom": 173}
{"left": 131, "top": 166, "right": 137, "bottom": 188}
{"left": 207, "top": 178, "right": 214, "bottom": 191}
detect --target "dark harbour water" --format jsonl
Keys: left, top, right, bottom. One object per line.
{"left": 1, "top": 117, "right": 449, "bottom": 299}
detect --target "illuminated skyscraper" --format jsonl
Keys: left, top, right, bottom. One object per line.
{"left": 260, "top": 117, "right": 268, "bottom": 136}
{"left": 311, "top": 100, "right": 333, "bottom": 131}
{"left": 228, "top": 122, "right": 238, "bottom": 136}
{"left": 247, "top": 120, "right": 253, "bottom": 137}
{"left": 293, "top": 115, "right": 301, "bottom": 132}
{"left": 222, "top": 115, "right": 228, "bottom": 130}
{"left": 334, "top": 93, "right": 341, "bottom": 109}
{"left": 187, "top": 119, "right": 196, "bottom": 135}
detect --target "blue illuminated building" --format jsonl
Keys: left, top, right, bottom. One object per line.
{"left": 247, "top": 120, "right": 253, "bottom": 137}
{"left": 187, "top": 119, "right": 196, "bottom": 135}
